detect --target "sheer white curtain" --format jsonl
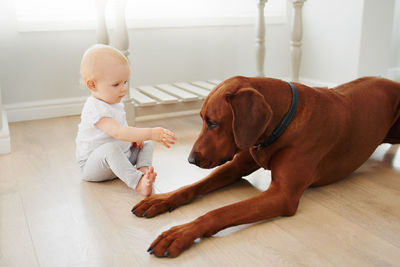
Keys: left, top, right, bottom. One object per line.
{"left": 16, "top": 0, "right": 286, "bottom": 30}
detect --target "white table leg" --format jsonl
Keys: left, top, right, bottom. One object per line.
{"left": 291, "top": 0, "right": 306, "bottom": 82}
{"left": 256, "top": 0, "right": 268, "bottom": 77}
{"left": 95, "top": 0, "right": 109, "bottom": 44}
{"left": 0, "top": 86, "right": 10, "bottom": 154}
{"left": 112, "top": 0, "right": 135, "bottom": 124}
{"left": 113, "top": 0, "right": 130, "bottom": 57}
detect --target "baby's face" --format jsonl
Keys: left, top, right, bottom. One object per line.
{"left": 93, "top": 57, "right": 130, "bottom": 104}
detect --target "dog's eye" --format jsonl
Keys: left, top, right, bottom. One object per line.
{"left": 207, "top": 120, "right": 218, "bottom": 130}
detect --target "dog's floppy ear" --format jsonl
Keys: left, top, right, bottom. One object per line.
{"left": 226, "top": 88, "right": 272, "bottom": 150}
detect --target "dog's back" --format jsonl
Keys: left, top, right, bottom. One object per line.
{"left": 333, "top": 77, "right": 400, "bottom": 145}
{"left": 311, "top": 77, "right": 400, "bottom": 186}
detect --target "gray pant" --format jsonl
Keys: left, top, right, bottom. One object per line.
{"left": 81, "top": 141, "right": 153, "bottom": 189}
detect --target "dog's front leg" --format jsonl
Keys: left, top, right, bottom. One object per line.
{"left": 132, "top": 150, "right": 259, "bottom": 218}
{"left": 147, "top": 180, "right": 305, "bottom": 257}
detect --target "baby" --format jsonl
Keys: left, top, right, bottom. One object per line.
{"left": 76, "top": 44, "right": 176, "bottom": 196}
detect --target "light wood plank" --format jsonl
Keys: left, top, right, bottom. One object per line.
{"left": 0, "top": 192, "right": 40, "bottom": 267}
{"left": 275, "top": 194, "right": 400, "bottom": 266}
{"left": 137, "top": 86, "right": 178, "bottom": 104}
{"left": 307, "top": 168, "right": 400, "bottom": 248}
{"left": 191, "top": 81, "right": 215, "bottom": 91}
{"left": 1, "top": 116, "right": 400, "bottom": 266}
{"left": 156, "top": 84, "right": 199, "bottom": 102}
{"left": 174, "top": 82, "right": 210, "bottom": 98}
{"left": 130, "top": 88, "right": 158, "bottom": 106}
{"left": 8, "top": 118, "right": 141, "bottom": 267}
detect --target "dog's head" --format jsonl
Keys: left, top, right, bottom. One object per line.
{"left": 188, "top": 77, "right": 273, "bottom": 169}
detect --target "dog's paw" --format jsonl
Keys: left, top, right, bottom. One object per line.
{"left": 147, "top": 222, "right": 200, "bottom": 257}
{"left": 131, "top": 193, "right": 175, "bottom": 218}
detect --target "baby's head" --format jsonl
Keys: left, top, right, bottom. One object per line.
{"left": 81, "top": 44, "right": 130, "bottom": 104}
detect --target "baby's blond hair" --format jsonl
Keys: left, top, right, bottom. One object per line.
{"left": 80, "top": 44, "right": 129, "bottom": 82}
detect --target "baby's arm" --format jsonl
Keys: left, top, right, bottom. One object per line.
{"left": 96, "top": 117, "right": 176, "bottom": 148}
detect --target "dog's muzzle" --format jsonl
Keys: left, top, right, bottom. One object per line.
{"left": 188, "top": 153, "right": 198, "bottom": 165}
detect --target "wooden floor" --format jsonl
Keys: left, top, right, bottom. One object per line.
{"left": 1, "top": 115, "right": 400, "bottom": 267}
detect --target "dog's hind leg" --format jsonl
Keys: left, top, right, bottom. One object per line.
{"left": 381, "top": 116, "right": 400, "bottom": 164}
{"left": 383, "top": 116, "right": 400, "bottom": 144}
{"left": 132, "top": 150, "right": 260, "bottom": 218}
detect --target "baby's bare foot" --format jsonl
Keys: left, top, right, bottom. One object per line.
{"left": 136, "top": 166, "right": 157, "bottom": 196}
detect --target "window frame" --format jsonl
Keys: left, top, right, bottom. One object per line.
{"left": 15, "top": 0, "right": 287, "bottom": 32}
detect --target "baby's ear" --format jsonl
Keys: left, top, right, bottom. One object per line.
{"left": 86, "top": 80, "right": 96, "bottom": 91}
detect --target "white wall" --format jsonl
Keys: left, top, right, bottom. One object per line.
{"left": 301, "top": 0, "right": 398, "bottom": 85}
{"left": 389, "top": 0, "right": 400, "bottom": 81}
{"left": 301, "top": 0, "right": 365, "bottom": 85}
{"left": 0, "top": 0, "right": 291, "bottom": 108}
{"left": 1, "top": 0, "right": 399, "bottom": 122}
{"left": 128, "top": 24, "right": 290, "bottom": 91}
{"left": 0, "top": 0, "right": 14, "bottom": 152}
{"left": 358, "top": 0, "right": 396, "bottom": 77}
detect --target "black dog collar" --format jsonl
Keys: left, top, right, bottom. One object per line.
{"left": 252, "top": 82, "right": 298, "bottom": 149}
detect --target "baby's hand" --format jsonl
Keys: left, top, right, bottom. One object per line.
{"left": 131, "top": 141, "right": 144, "bottom": 149}
{"left": 151, "top": 127, "right": 176, "bottom": 148}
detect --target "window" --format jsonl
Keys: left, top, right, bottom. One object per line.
{"left": 16, "top": 0, "right": 287, "bottom": 31}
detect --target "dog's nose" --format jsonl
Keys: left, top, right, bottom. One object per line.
{"left": 188, "top": 153, "right": 197, "bottom": 165}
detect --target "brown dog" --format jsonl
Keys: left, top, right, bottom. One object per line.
{"left": 132, "top": 76, "right": 400, "bottom": 257}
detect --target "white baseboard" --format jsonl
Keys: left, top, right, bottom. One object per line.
{"left": 277, "top": 76, "right": 337, "bottom": 88}
{"left": 0, "top": 109, "right": 11, "bottom": 154}
{"left": 3, "top": 77, "right": 338, "bottom": 124}
{"left": 136, "top": 109, "right": 200, "bottom": 122}
{"left": 299, "top": 77, "right": 337, "bottom": 88}
{"left": 3, "top": 95, "right": 200, "bottom": 123}
{"left": 387, "top": 68, "right": 400, "bottom": 81}
{"left": 5, "top": 96, "right": 88, "bottom": 122}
